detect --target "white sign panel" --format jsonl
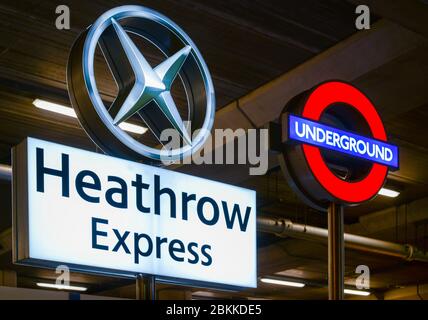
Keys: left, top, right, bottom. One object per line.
{"left": 13, "top": 138, "right": 257, "bottom": 288}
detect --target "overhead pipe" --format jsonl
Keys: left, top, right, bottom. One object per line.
{"left": 1, "top": 163, "right": 427, "bottom": 262}
{"left": 258, "top": 216, "right": 428, "bottom": 263}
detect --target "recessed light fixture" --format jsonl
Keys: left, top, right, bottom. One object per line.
{"left": 260, "top": 278, "right": 305, "bottom": 288}
{"left": 344, "top": 288, "right": 370, "bottom": 296}
{"left": 33, "top": 99, "right": 77, "bottom": 118}
{"left": 117, "top": 122, "right": 147, "bottom": 135}
{"left": 36, "top": 282, "right": 87, "bottom": 292}
{"left": 33, "top": 99, "right": 148, "bottom": 135}
{"left": 378, "top": 187, "right": 400, "bottom": 198}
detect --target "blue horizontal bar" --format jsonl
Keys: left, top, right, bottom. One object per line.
{"left": 288, "top": 114, "right": 399, "bottom": 169}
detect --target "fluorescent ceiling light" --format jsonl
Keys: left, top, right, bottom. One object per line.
{"left": 33, "top": 99, "right": 77, "bottom": 118}
{"left": 378, "top": 187, "right": 400, "bottom": 198}
{"left": 37, "top": 282, "right": 87, "bottom": 292}
{"left": 260, "top": 278, "right": 305, "bottom": 288}
{"left": 260, "top": 277, "right": 370, "bottom": 295}
{"left": 344, "top": 289, "right": 370, "bottom": 296}
{"left": 33, "top": 99, "right": 148, "bottom": 135}
{"left": 118, "top": 122, "right": 147, "bottom": 135}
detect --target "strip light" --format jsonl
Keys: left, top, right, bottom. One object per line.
{"left": 33, "top": 99, "right": 148, "bottom": 135}
{"left": 33, "top": 99, "right": 77, "bottom": 118}
{"left": 117, "top": 122, "right": 147, "bottom": 135}
{"left": 37, "top": 282, "right": 87, "bottom": 292}
{"left": 344, "top": 289, "right": 371, "bottom": 296}
{"left": 260, "top": 278, "right": 305, "bottom": 288}
{"left": 378, "top": 187, "right": 400, "bottom": 198}
{"left": 261, "top": 277, "right": 371, "bottom": 297}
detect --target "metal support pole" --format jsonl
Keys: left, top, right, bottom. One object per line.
{"left": 136, "top": 274, "right": 156, "bottom": 300}
{"left": 328, "top": 202, "right": 344, "bottom": 300}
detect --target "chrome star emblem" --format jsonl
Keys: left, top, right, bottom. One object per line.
{"left": 109, "top": 18, "right": 192, "bottom": 145}
{"left": 67, "top": 5, "right": 215, "bottom": 162}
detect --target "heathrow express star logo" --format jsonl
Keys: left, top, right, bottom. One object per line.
{"left": 109, "top": 18, "right": 192, "bottom": 145}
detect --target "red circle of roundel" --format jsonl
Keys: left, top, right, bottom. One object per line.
{"left": 301, "top": 81, "right": 388, "bottom": 203}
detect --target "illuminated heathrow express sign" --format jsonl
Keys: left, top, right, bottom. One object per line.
{"left": 13, "top": 138, "right": 257, "bottom": 289}
{"left": 280, "top": 81, "right": 399, "bottom": 210}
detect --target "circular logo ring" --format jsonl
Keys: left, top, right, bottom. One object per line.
{"left": 301, "top": 81, "right": 388, "bottom": 204}
{"left": 280, "top": 81, "right": 390, "bottom": 210}
{"left": 67, "top": 5, "right": 215, "bottom": 162}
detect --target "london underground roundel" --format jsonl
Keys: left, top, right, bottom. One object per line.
{"left": 280, "top": 81, "right": 399, "bottom": 211}
{"left": 67, "top": 5, "right": 215, "bottom": 163}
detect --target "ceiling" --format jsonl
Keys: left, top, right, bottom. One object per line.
{"left": 0, "top": 0, "right": 427, "bottom": 300}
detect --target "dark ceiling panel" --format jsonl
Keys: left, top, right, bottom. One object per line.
{"left": 0, "top": 0, "right": 427, "bottom": 300}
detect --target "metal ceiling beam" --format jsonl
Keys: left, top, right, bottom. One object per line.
{"left": 383, "top": 282, "right": 428, "bottom": 300}
{"left": 0, "top": 20, "right": 425, "bottom": 186}
{"left": 346, "top": 196, "right": 428, "bottom": 237}
{"left": 232, "top": 19, "right": 424, "bottom": 128}
{"left": 177, "top": 19, "right": 427, "bottom": 182}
